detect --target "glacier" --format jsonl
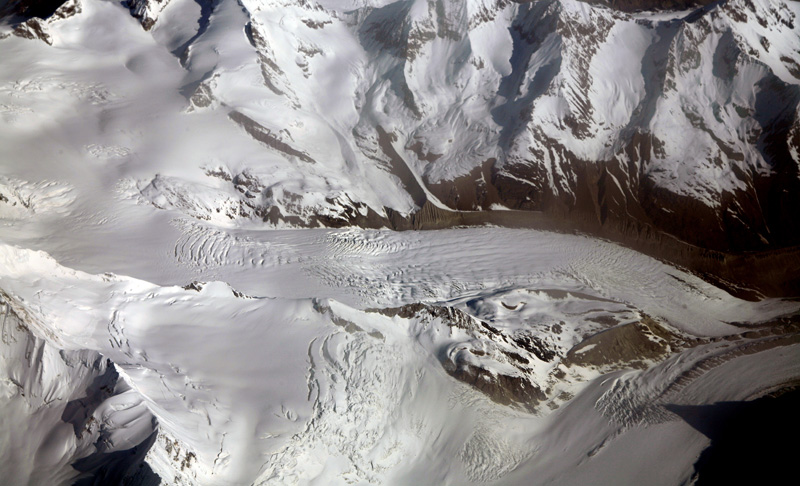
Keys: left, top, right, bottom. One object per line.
{"left": 1, "top": 0, "right": 799, "bottom": 484}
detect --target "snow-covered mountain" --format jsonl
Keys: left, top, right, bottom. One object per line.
{"left": 124, "top": 0, "right": 798, "bottom": 255}
{"left": 1, "top": 0, "right": 799, "bottom": 484}
{"left": 2, "top": 230, "right": 799, "bottom": 485}
{"left": 7, "top": 0, "right": 799, "bottom": 255}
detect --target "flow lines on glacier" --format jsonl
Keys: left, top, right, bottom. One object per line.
{"left": 255, "top": 329, "right": 412, "bottom": 485}
{"left": 320, "top": 228, "right": 417, "bottom": 258}
{"left": 171, "top": 220, "right": 285, "bottom": 271}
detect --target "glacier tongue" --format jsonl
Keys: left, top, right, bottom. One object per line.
{"left": 1, "top": 223, "right": 799, "bottom": 484}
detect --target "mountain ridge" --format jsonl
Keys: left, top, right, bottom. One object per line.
{"left": 2, "top": 0, "right": 799, "bottom": 298}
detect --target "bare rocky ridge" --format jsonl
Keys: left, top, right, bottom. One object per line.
{"left": 125, "top": 0, "right": 171, "bottom": 31}
{"left": 581, "top": 0, "right": 717, "bottom": 13}
{"left": 1, "top": 0, "right": 80, "bottom": 43}
{"left": 0, "top": 0, "right": 71, "bottom": 20}
{"left": 365, "top": 301, "right": 800, "bottom": 413}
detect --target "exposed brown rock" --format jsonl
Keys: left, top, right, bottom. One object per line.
{"left": 443, "top": 360, "right": 546, "bottom": 412}
{"left": 364, "top": 296, "right": 800, "bottom": 414}
{"left": 426, "top": 159, "right": 502, "bottom": 211}
{"left": 12, "top": 18, "right": 52, "bottom": 44}
{"left": 578, "top": 0, "right": 717, "bottom": 13}
{"left": 564, "top": 317, "right": 685, "bottom": 370}
{"left": 228, "top": 111, "right": 315, "bottom": 164}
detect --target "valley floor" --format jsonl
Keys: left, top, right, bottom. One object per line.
{"left": 1, "top": 192, "right": 798, "bottom": 484}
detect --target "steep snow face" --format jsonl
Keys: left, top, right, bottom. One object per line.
{"left": 207, "top": 0, "right": 794, "bottom": 250}
{"left": 0, "top": 296, "right": 157, "bottom": 485}
{"left": 6, "top": 0, "right": 794, "bottom": 252}
{"left": 0, "top": 245, "right": 339, "bottom": 484}
{"left": 647, "top": 0, "right": 799, "bottom": 201}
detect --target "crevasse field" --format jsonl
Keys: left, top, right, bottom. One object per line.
{"left": 1, "top": 0, "right": 800, "bottom": 484}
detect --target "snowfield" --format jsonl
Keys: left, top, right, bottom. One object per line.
{"left": 1, "top": 215, "right": 799, "bottom": 484}
{"left": 1, "top": 0, "right": 800, "bottom": 484}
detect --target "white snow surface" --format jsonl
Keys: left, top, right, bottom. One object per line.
{"left": 2, "top": 0, "right": 800, "bottom": 484}
{"left": 2, "top": 218, "right": 799, "bottom": 484}
{"left": 4, "top": 0, "right": 796, "bottom": 222}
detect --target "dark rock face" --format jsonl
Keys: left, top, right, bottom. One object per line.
{"left": 11, "top": 17, "right": 52, "bottom": 43}
{"left": 443, "top": 360, "right": 548, "bottom": 411}
{"left": 0, "top": 0, "right": 69, "bottom": 20}
{"left": 487, "top": 124, "right": 800, "bottom": 254}
{"left": 670, "top": 386, "right": 800, "bottom": 486}
{"left": 2, "top": 0, "right": 80, "bottom": 44}
{"left": 367, "top": 302, "right": 800, "bottom": 414}
{"left": 580, "top": 0, "right": 718, "bottom": 13}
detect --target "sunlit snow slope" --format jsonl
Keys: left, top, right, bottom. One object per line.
{"left": 4, "top": 0, "right": 800, "bottom": 256}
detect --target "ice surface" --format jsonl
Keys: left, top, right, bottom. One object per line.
{"left": 2, "top": 0, "right": 799, "bottom": 484}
